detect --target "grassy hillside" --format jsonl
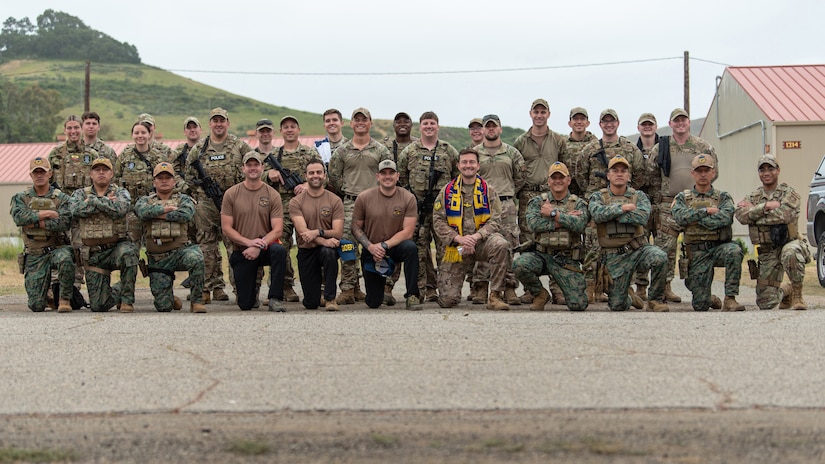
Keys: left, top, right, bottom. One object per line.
{"left": 0, "top": 59, "right": 519, "bottom": 148}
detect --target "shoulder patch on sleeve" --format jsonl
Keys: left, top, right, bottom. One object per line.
{"left": 434, "top": 200, "right": 442, "bottom": 211}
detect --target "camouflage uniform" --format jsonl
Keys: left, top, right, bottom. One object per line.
{"left": 86, "top": 139, "right": 118, "bottom": 162}
{"left": 563, "top": 131, "right": 597, "bottom": 196}
{"left": 184, "top": 134, "right": 252, "bottom": 294}
{"left": 171, "top": 142, "right": 198, "bottom": 243}
{"left": 577, "top": 136, "right": 647, "bottom": 284}
{"left": 513, "top": 192, "right": 589, "bottom": 311}
{"left": 672, "top": 187, "right": 742, "bottom": 311}
{"left": 631, "top": 135, "right": 661, "bottom": 291}
{"left": 397, "top": 139, "right": 459, "bottom": 294}
{"left": 432, "top": 178, "right": 509, "bottom": 307}
{"left": 327, "top": 138, "right": 391, "bottom": 293}
{"left": 135, "top": 192, "right": 204, "bottom": 311}
{"left": 11, "top": 186, "right": 74, "bottom": 312}
{"left": 115, "top": 145, "right": 170, "bottom": 242}
{"left": 70, "top": 184, "right": 138, "bottom": 312}
{"left": 512, "top": 128, "right": 566, "bottom": 244}
{"left": 735, "top": 183, "right": 810, "bottom": 310}
{"left": 474, "top": 142, "right": 526, "bottom": 289}
{"left": 588, "top": 187, "right": 667, "bottom": 311}
{"left": 648, "top": 136, "right": 717, "bottom": 283}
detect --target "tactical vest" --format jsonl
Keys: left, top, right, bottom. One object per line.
{"left": 57, "top": 143, "right": 93, "bottom": 190}
{"left": 682, "top": 190, "right": 732, "bottom": 243}
{"left": 78, "top": 186, "right": 127, "bottom": 246}
{"left": 118, "top": 148, "right": 156, "bottom": 205}
{"left": 197, "top": 135, "right": 245, "bottom": 191}
{"left": 409, "top": 143, "right": 452, "bottom": 195}
{"left": 21, "top": 192, "right": 62, "bottom": 249}
{"left": 143, "top": 193, "right": 188, "bottom": 254}
{"left": 535, "top": 193, "right": 582, "bottom": 250}
{"left": 596, "top": 189, "right": 645, "bottom": 248}
{"left": 745, "top": 190, "right": 800, "bottom": 246}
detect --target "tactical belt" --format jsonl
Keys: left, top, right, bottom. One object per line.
{"left": 536, "top": 244, "right": 573, "bottom": 255}
{"left": 499, "top": 196, "right": 513, "bottom": 201}
{"left": 756, "top": 243, "right": 776, "bottom": 253}
{"left": 89, "top": 241, "right": 122, "bottom": 253}
{"left": 523, "top": 184, "right": 548, "bottom": 192}
{"left": 25, "top": 245, "right": 66, "bottom": 256}
{"left": 147, "top": 242, "right": 192, "bottom": 262}
{"left": 687, "top": 240, "right": 727, "bottom": 252}
{"left": 343, "top": 194, "right": 358, "bottom": 201}
{"left": 601, "top": 236, "right": 647, "bottom": 255}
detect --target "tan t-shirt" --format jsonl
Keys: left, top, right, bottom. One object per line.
{"left": 352, "top": 186, "right": 417, "bottom": 244}
{"left": 221, "top": 182, "right": 283, "bottom": 248}
{"left": 288, "top": 190, "right": 344, "bottom": 249}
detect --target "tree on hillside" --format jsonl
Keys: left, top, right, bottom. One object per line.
{"left": 0, "top": 79, "right": 64, "bottom": 143}
{"left": 0, "top": 9, "right": 140, "bottom": 63}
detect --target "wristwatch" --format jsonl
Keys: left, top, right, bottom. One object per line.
{"left": 319, "top": 229, "right": 325, "bottom": 237}
{"left": 381, "top": 242, "right": 389, "bottom": 250}
{"left": 550, "top": 210, "right": 558, "bottom": 218}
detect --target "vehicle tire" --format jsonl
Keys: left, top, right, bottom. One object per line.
{"left": 818, "top": 232, "right": 825, "bottom": 287}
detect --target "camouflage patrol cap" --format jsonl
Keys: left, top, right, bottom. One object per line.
{"left": 482, "top": 114, "right": 501, "bottom": 127}
{"left": 531, "top": 98, "right": 549, "bottom": 110}
{"left": 691, "top": 154, "right": 714, "bottom": 170}
{"left": 242, "top": 152, "right": 264, "bottom": 164}
{"left": 351, "top": 107, "right": 371, "bottom": 119}
{"left": 757, "top": 154, "right": 779, "bottom": 168}
{"left": 547, "top": 161, "right": 570, "bottom": 177}
{"left": 29, "top": 156, "right": 51, "bottom": 173}
{"left": 669, "top": 108, "right": 689, "bottom": 121}
{"left": 378, "top": 159, "right": 397, "bottom": 172}
{"left": 210, "top": 107, "right": 229, "bottom": 120}
{"left": 569, "top": 107, "right": 588, "bottom": 120}
{"left": 91, "top": 158, "right": 113, "bottom": 170}
{"left": 137, "top": 113, "right": 155, "bottom": 126}
{"left": 153, "top": 162, "right": 175, "bottom": 177}
{"left": 279, "top": 115, "right": 299, "bottom": 127}
{"left": 607, "top": 155, "right": 630, "bottom": 170}
{"left": 638, "top": 113, "right": 657, "bottom": 125}
{"left": 183, "top": 116, "right": 201, "bottom": 129}
{"left": 468, "top": 118, "right": 483, "bottom": 128}
{"left": 599, "top": 109, "right": 619, "bottom": 121}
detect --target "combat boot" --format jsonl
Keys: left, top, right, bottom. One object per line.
{"left": 283, "top": 286, "right": 300, "bottom": 302}
{"left": 425, "top": 288, "right": 439, "bottom": 302}
{"left": 663, "top": 282, "right": 682, "bottom": 302}
{"left": 722, "top": 296, "right": 745, "bottom": 311}
{"left": 504, "top": 287, "right": 521, "bottom": 305}
{"left": 646, "top": 300, "right": 669, "bottom": 312}
{"left": 487, "top": 291, "right": 510, "bottom": 311}
{"left": 57, "top": 298, "right": 72, "bottom": 313}
{"left": 354, "top": 282, "right": 366, "bottom": 302}
{"left": 336, "top": 288, "right": 355, "bottom": 305}
{"left": 779, "top": 281, "right": 793, "bottom": 309}
{"left": 635, "top": 284, "right": 648, "bottom": 301}
{"left": 549, "top": 282, "right": 566, "bottom": 305}
{"left": 202, "top": 291, "right": 212, "bottom": 305}
{"left": 172, "top": 296, "right": 182, "bottom": 311}
{"left": 530, "top": 288, "right": 550, "bottom": 311}
{"left": 472, "top": 282, "right": 489, "bottom": 305}
{"left": 585, "top": 282, "right": 595, "bottom": 304}
{"left": 710, "top": 295, "right": 722, "bottom": 309}
{"left": 47, "top": 288, "right": 57, "bottom": 311}
{"left": 629, "top": 287, "right": 644, "bottom": 309}
{"left": 791, "top": 283, "right": 807, "bottom": 310}
{"left": 325, "top": 299, "right": 340, "bottom": 312}
{"left": 190, "top": 303, "right": 207, "bottom": 313}
{"left": 119, "top": 303, "right": 134, "bottom": 313}
{"left": 213, "top": 288, "right": 229, "bottom": 301}
{"left": 519, "top": 290, "right": 534, "bottom": 304}
{"left": 383, "top": 284, "right": 396, "bottom": 306}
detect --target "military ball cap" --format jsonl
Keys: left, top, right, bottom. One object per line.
{"left": 482, "top": 114, "right": 501, "bottom": 126}
{"left": 256, "top": 118, "right": 274, "bottom": 131}
{"left": 137, "top": 113, "right": 155, "bottom": 126}
{"left": 757, "top": 154, "right": 778, "bottom": 168}
{"left": 153, "top": 162, "right": 175, "bottom": 177}
{"left": 548, "top": 161, "right": 570, "bottom": 177}
{"left": 210, "top": 107, "right": 229, "bottom": 120}
{"left": 607, "top": 155, "right": 630, "bottom": 169}
{"left": 183, "top": 116, "right": 201, "bottom": 129}
{"left": 279, "top": 115, "right": 299, "bottom": 127}
{"left": 670, "top": 108, "right": 689, "bottom": 121}
{"left": 569, "top": 107, "right": 589, "bottom": 120}
{"left": 242, "top": 152, "right": 264, "bottom": 164}
{"left": 91, "top": 158, "right": 113, "bottom": 170}
{"left": 351, "top": 107, "right": 372, "bottom": 119}
{"left": 468, "top": 117, "right": 483, "bottom": 128}
{"left": 378, "top": 159, "right": 397, "bottom": 172}
{"left": 638, "top": 113, "right": 657, "bottom": 125}
{"left": 393, "top": 112, "right": 411, "bottom": 121}
{"left": 30, "top": 156, "right": 51, "bottom": 173}
{"left": 691, "top": 154, "right": 714, "bottom": 170}
{"left": 600, "top": 109, "right": 619, "bottom": 121}
{"left": 531, "top": 98, "right": 549, "bottom": 110}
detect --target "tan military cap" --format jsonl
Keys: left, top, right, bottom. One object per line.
{"left": 30, "top": 156, "right": 51, "bottom": 173}
{"left": 638, "top": 113, "right": 657, "bottom": 125}
{"left": 691, "top": 154, "right": 714, "bottom": 170}
{"left": 548, "top": 161, "right": 570, "bottom": 177}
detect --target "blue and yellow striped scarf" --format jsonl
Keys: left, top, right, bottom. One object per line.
{"left": 444, "top": 175, "right": 491, "bottom": 262}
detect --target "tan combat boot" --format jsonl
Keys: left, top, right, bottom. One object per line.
{"left": 283, "top": 286, "right": 300, "bottom": 303}
{"left": 629, "top": 287, "right": 644, "bottom": 309}
{"left": 425, "top": 288, "right": 439, "bottom": 302}
{"left": 172, "top": 296, "right": 182, "bottom": 311}
{"left": 646, "top": 300, "right": 669, "bottom": 312}
{"left": 336, "top": 288, "right": 355, "bottom": 305}
{"left": 212, "top": 288, "right": 229, "bottom": 301}
{"left": 119, "top": 303, "right": 134, "bottom": 313}
{"left": 504, "top": 287, "right": 521, "bottom": 305}
{"left": 585, "top": 281, "right": 595, "bottom": 304}
{"left": 635, "top": 284, "right": 648, "bottom": 301}
{"left": 353, "top": 282, "right": 366, "bottom": 302}
{"left": 472, "top": 282, "right": 489, "bottom": 305}
{"left": 722, "top": 296, "right": 745, "bottom": 311}
{"left": 530, "top": 288, "right": 550, "bottom": 311}
{"left": 57, "top": 298, "right": 72, "bottom": 313}
{"left": 663, "top": 282, "right": 682, "bottom": 303}
{"left": 710, "top": 295, "right": 722, "bottom": 309}
{"left": 549, "top": 282, "right": 566, "bottom": 305}
{"left": 487, "top": 291, "right": 510, "bottom": 311}
{"left": 202, "top": 291, "right": 212, "bottom": 305}
{"left": 383, "top": 284, "right": 396, "bottom": 306}
{"left": 325, "top": 299, "right": 340, "bottom": 312}
{"left": 779, "top": 281, "right": 793, "bottom": 309}
{"left": 791, "top": 283, "right": 807, "bottom": 310}
{"left": 519, "top": 290, "right": 534, "bottom": 304}
{"left": 190, "top": 303, "right": 207, "bottom": 313}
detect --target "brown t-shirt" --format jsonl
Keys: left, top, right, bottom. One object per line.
{"left": 352, "top": 186, "right": 417, "bottom": 244}
{"left": 221, "top": 181, "right": 282, "bottom": 248}
{"left": 288, "top": 189, "right": 344, "bottom": 249}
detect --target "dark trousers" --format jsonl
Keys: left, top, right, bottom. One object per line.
{"left": 229, "top": 244, "right": 286, "bottom": 310}
{"left": 297, "top": 246, "right": 339, "bottom": 309}
{"left": 361, "top": 239, "right": 419, "bottom": 308}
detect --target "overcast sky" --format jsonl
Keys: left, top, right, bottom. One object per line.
{"left": 4, "top": 0, "right": 823, "bottom": 134}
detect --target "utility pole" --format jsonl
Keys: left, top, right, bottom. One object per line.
{"left": 683, "top": 51, "right": 690, "bottom": 115}
{"left": 84, "top": 60, "right": 90, "bottom": 113}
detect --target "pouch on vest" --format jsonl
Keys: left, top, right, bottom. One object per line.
{"left": 770, "top": 224, "right": 789, "bottom": 248}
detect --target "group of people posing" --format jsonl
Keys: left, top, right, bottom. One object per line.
{"left": 12, "top": 101, "right": 810, "bottom": 313}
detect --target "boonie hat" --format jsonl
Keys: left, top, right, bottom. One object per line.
{"left": 210, "top": 107, "right": 229, "bottom": 120}
{"left": 351, "top": 107, "right": 371, "bottom": 119}
{"left": 256, "top": 119, "right": 274, "bottom": 131}
{"left": 531, "top": 98, "right": 549, "bottom": 110}
{"left": 569, "top": 107, "right": 589, "bottom": 119}
{"left": 468, "top": 118, "right": 483, "bottom": 128}
{"left": 242, "top": 152, "right": 264, "bottom": 164}
{"left": 184, "top": 116, "right": 201, "bottom": 129}
{"left": 638, "top": 113, "right": 657, "bottom": 125}
{"left": 153, "top": 162, "right": 175, "bottom": 177}
{"left": 547, "top": 161, "right": 570, "bottom": 177}
{"left": 378, "top": 159, "right": 397, "bottom": 172}
{"left": 607, "top": 155, "right": 630, "bottom": 169}
{"left": 482, "top": 114, "right": 501, "bottom": 126}
{"left": 29, "top": 156, "right": 51, "bottom": 173}
{"left": 91, "top": 158, "right": 112, "bottom": 170}
{"left": 757, "top": 154, "right": 779, "bottom": 168}
{"left": 364, "top": 256, "right": 395, "bottom": 277}
{"left": 338, "top": 239, "right": 357, "bottom": 262}
{"left": 670, "top": 108, "right": 689, "bottom": 121}
{"left": 600, "top": 109, "right": 619, "bottom": 121}
{"left": 691, "top": 154, "right": 714, "bottom": 171}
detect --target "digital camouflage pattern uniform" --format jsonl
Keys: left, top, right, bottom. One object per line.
{"left": 648, "top": 135, "right": 717, "bottom": 283}
{"left": 135, "top": 191, "right": 204, "bottom": 311}
{"left": 115, "top": 145, "right": 171, "bottom": 242}
{"left": 672, "top": 187, "right": 742, "bottom": 311}
{"left": 262, "top": 144, "right": 321, "bottom": 291}
{"left": 577, "top": 136, "right": 647, "bottom": 285}
{"left": 70, "top": 184, "right": 138, "bottom": 312}
{"left": 327, "top": 138, "right": 391, "bottom": 293}
{"left": 11, "top": 186, "right": 74, "bottom": 312}
{"left": 432, "top": 178, "right": 508, "bottom": 307}
{"left": 562, "top": 131, "right": 597, "bottom": 196}
{"left": 513, "top": 191, "right": 589, "bottom": 311}
{"left": 588, "top": 187, "right": 667, "bottom": 311}
{"left": 185, "top": 134, "right": 252, "bottom": 294}
{"left": 735, "top": 182, "right": 810, "bottom": 310}
{"left": 398, "top": 139, "right": 459, "bottom": 294}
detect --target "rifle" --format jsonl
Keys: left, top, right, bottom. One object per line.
{"left": 176, "top": 143, "right": 191, "bottom": 173}
{"left": 593, "top": 139, "right": 609, "bottom": 180}
{"left": 265, "top": 147, "right": 305, "bottom": 192}
{"left": 190, "top": 136, "right": 224, "bottom": 210}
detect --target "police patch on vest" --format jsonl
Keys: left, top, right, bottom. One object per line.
{"left": 128, "top": 162, "right": 135, "bottom": 170}
{"left": 259, "top": 197, "right": 270, "bottom": 207}
{"left": 209, "top": 154, "right": 227, "bottom": 161}
{"left": 320, "top": 206, "right": 331, "bottom": 217}
{"left": 423, "top": 155, "right": 439, "bottom": 161}
{"left": 83, "top": 154, "right": 91, "bottom": 164}
{"left": 393, "top": 207, "right": 403, "bottom": 216}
